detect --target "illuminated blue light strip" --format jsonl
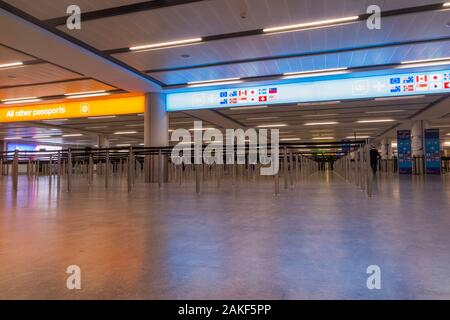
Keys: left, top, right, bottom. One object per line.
{"left": 166, "top": 70, "right": 450, "bottom": 111}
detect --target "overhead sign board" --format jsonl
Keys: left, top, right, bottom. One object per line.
{"left": 0, "top": 95, "right": 145, "bottom": 122}
{"left": 166, "top": 70, "right": 450, "bottom": 111}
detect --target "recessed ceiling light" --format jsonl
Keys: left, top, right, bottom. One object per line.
{"left": 66, "top": 92, "right": 111, "bottom": 99}
{"left": 87, "top": 116, "right": 116, "bottom": 120}
{"left": 4, "top": 136, "right": 22, "bottom": 140}
{"left": 130, "top": 38, "right": 203, "bottom": 51}
{"left": 114, "top": 131, "right": 137, "bottom": 135}
{"left": 64, "top": 90, "right": 107, "bottom": 96}
{"left": 356, "top": 119, "right": 395, "bottom": 123}
{"left": 62, "top": 134, "right": 83, "bottom": 137}
{"left": 0, "top": 62, "right": 23, "bottom": 69}
{"left": 366, "top": 110, "right": 406, "bottom": 114}
{"left": 399, "top": 57, "right": 450, "bottom": 68}
{"left": 263, "top": 16, "right": 359, "bottom": 34}
{"left": 374, "top": 95, "right": 425, "bottom": 101}
{"left": 304, "top": 121, "right": 339, "bottom": 126}
{"left": 256, "top": 124, "right": 288, "bottom": 128}
{"left": 187, "top": 77, "right": 242, "bottom": 88}
{"left": 303, "top": 113, "right": 338, "bottom": 118}
{"left": 298, "top": 101, "right": 341, "bottom": 106}
{"left": 2, "top": 98, "right": 42, "bottom": 104}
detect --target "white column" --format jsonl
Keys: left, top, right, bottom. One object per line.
{"left": 97, "top": 135, "right": 110, "bottom": 148}
{"left": 380, "top": 138, "right": 389, "bottom": 160}
{"left": 144, "top": 93, "right": 169, "bottom": 182}
{"left": 411, "top": 120, "right": 429, "bottom": 157}
{"left": 144, "top": 93, "right": 169, "bottom": 147}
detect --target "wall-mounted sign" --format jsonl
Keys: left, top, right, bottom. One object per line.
{"left": 397, "top": 130, "right": 412, "bottom": 174}
{"left": 166, "top": 70, "right": 450, "bottom": 111}
{"left": 424, "top": 128, "right": 441, "bottom": 175}
{"left": 0, "top": 95, "right": 145, "bottom": 122}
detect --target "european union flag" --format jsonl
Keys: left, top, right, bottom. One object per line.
{"left": 390, "top": 78, "right": 401, "bottom": 84}
{"left": 220, "top": 92, "right": 228, "bottom": 97}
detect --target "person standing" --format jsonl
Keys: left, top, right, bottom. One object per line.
{"left": 370, "top": 145, "right": 381, "bottom": 175}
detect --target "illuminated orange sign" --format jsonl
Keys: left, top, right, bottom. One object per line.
{"left": 0, "top": 95, "right": 145, "bottom": 122}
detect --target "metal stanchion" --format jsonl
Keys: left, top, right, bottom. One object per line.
{"left": 195, "top": 164, "right": 201, "bottom": 194}
{"left": 105, "top": 149, "right": 110, "bottom": 189}
{"left": 128, "top": 148, "right": 133, "bottom": 193}
{"left": 283, "top": 147, "right": 288, "bottom": 190}
{"left": 67, "top": 149, "right": 72, "bottom": 192}
{"left": 158, "top": 149, "right": 163, "bottom": 189}
{"left": 12, "top": 150, "right": 19, "bottom": 192}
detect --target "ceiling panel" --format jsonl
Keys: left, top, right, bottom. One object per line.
{"left": 0, "top": 79, "right": 114, "bottom": 100}
{"left": 3, "top": 0, "right": 147, "bottom": 20}
{"left": 0, "top": 63, "right": 80, "bottom": 87}
{"left": 55, "top": 0, "right": 443, "bottom": 51}
{"left": 0, "top": 45, "right": 33, "bottom": 63}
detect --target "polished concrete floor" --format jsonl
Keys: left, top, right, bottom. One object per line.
{"left": 1, "top": 172, "right": 450, "bottom": 299}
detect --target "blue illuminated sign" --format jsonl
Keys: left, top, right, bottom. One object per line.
{"left": 424, "top": 128, "right": 441, "bottom": 175}
{"left": 397, "top": 130, "right": 412, "bottom": 175}
{"left": 167, "top": 70, "right": 450, "bottom": 111}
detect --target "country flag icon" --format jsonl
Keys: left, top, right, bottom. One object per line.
{"left": 430, "top": 83, "right": 442, "bottom": 90}
{"left": 430, "top": 74, "right": 442, "bottom": 82}
{"left": 444, "top": 82, "right": 450, "bottom": 89}
{"left": 259, "top": 96, "right": 268, "bottom": 102}
{"left": 416, "top": 75, "right": 428, "bottom": 83}
{"left": 416, "top": 83, "right": 428, "bottom": 91}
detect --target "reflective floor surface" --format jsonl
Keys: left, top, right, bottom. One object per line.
{"left": 1, "top": 172, "right": 450, "bottom": 299}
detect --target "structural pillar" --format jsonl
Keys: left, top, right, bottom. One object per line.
{"left": 411, "top": 120, "right": 429, "bottom": 175}
{"left": 97, "top": 135, "right": 110, "bottom": 148}
{"left": 144, "top": 93, "right": 169, "bottom": 182}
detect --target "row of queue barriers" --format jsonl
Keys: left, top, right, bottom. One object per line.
{"left": 0, "top": 143, "right": 349, "bottom": 196}
{"left": 0, "top": 141, "right": 370, "bottom": 195}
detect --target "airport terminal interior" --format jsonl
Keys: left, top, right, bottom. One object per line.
{"left": 1, "top": 0, "right": 450, "bottom": 300}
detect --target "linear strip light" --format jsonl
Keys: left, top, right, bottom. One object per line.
{"left": 303, "top": 114, "right": 338, "bottom": 118}
{"left": 114, "top": 131, "right": 137, "bottom": 135}
{"left": 66, "top": 92, "right": 111, "bottom": 99}
{"left": 356, "top": 119, "right": 395, "bottom": 123}
{"left": 346, "top": 135, "right": 370, "bottom": 139}
{"left": 2, "top": 98, "right": 42, "bottom": 104}
{"left": 263, "top": 16, "right": 359, "bottom": 34}
{"left": 280, "top": 138, "right": 301, "bottom": 141}
{"left": 4, "top": 136, "right": 23, "bottom": 140}
{"left": 298, "top": 101, "right": 341, "bottom": 106}
{"left": 399, "top": 57, "right": 450, "bottom": 68}
{"left": 312, "top": 137, "right": 335, "bottom": 140}
{"left": 443, "top": 2, "right": 450, "bottom": 7}
{"left": 62, "top": 134, "right": 83, "bottom": 137}
{"left": 231, "top": 106, "right": 268, "bottom": 110}
{"left": 284, "top": 67, "right": 348, "bottom": 79}
{"left": 0, "top": 61, "right": 23, "bottom": 69}
{"left": 304, "top": 121, "right": 339, "bottom": 126}
{"left": 374, "top": 95, "right": 425, "bottom": 101}
{"left": 365, "top": 110, "right": 406, "bottom": 114}
{"left": 256, "top": 124, "right": 288, "bottom": 128}
{"left": 130, "top": 38, "right": 203, "bottom": 51}
{"left": 87, "top": 116, "right": 116, "bottom": 120}
{"left": 64, "top": 90, "right": 107, "bottom": 96}
{"left": 187, "top": 78, "right": 243, "bottom": 88}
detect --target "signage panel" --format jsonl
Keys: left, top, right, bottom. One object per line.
{"left": 167, "top": 70, "right": 450, "bottom": 111}
{"left": 0, "top": 96, "right": 145, "bottom": 122}
{"left": 424, "top": 128, "right": 441, "bottom": 175}
{"left": 397, "top": 130, "right": 412, "bottom": 174}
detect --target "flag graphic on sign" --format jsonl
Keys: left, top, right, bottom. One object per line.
{"left": 444, "top": 82, "right": 450, "bottom": 89}
{"left": 390, "top": 85, "right": 401, "bottom": 93}
{"left": 416, "top": 75, "right": 428, "bottom": 83}
{"left": 403, "top": 85, "right": 414, "bottom": 92}
{"left": 402, "top": 76, "right": 414, "bottom": 84}
{"left": 229, "top": 98, "right": 238, "bottom": 104}
{"left": 416, "top": 83, "right": 428, "bottom": 91}
{"left": 259, "top": 96, "right": 268, "bottom": 102}
{"left": 430, "top": 74, "right": 441, "bottom": 82}
{"left": 430, "top": 82, "right": 442, "bottom": 90}
{"left": 239, "top": 90, "right": 247, "bottom": 96}
{"left": 220, "top": 92, "right": 228, "bottom": 98}
{"left": 269, "top": 88, "right": 278, "bottom": 94}
{"left": 444, "top": 74, "right": 450, "bottom": 81}
{"left": 390, "top": 78, "right": 401, "bottom": 84}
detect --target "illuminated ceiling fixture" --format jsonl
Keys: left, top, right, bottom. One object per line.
{"left": 66, "top": 92, "right": 111, "bottom": 99}
{"left": 87, "top": 116, "right": 116, "bottom": 120}
{"left": 346, "top": 135, "right": 370, "bottom": 139}
{"left": 231, "top": 106, "right": 268, "bottom": 110}
{"left": 247, "top": 116, "right": 279, "bottom": 120}
{"left": 303, "top": 113, "right": 338, "bottom": 118}
{"left": 2, "top": 97, "right": 42, "bottom": 104}
{"left": 189, "top": 127, "right": 215, "bottom": 131}
{"left": 280, "top": 138, "right": 301, "bottom": 141}
{"left": 116, "top": 144, "right": 131, "bottom": 147}
{"left": 444, "top": 141, "right": 450, "bottom": 146}
{"left": 365, "top": 110, "right": 406, "bottom": 114}
{"left": 130, "top": 38, "right": 203, "bottom": 51}
{"left": 374, "top": 95, "right": 425, "bottom": 101}
{"left": 356, "top": 119, "right": 395, "bottom": 123}
{"left": 62, "top": 134, "right": 83, "bottom": 137}
{"left": 114, "top": 131, "right": 137, "bottom": 135}
{"left": 4, "top": 136, "right": 22, "bottom": 140}
{"left": 304, "top": 121, "right": 339, "bottom": 126}
{"left": 443, "top": 2, "right": 450, "bottom": 7}
{"left": 284, "top": 67, "right": 348, "bottom": 79}
{"left": 399, "top": 57, "right": 450, "bottom": 68}
{"left": 32, "top": 135, "right": 51, "bottom": 139}
{"left": 187, "top": 77, "right": 243, "bottom": 88}
{"left": 312, "top": 136, "right": 335, "bottom": 140}
{"left": 263, "top": 16, "right": 359, "bottom": 34}
{"left": 64, "top": 90, "right": 107, "bottom": 96}
{"left": 298, "top": 101, "right": 341, "bottom": 106}
{"left": 0, "top": 61, "right": 23, "bottom": 69}
{"left": 256, "top": 124, "right": 288, "bottom": 128}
